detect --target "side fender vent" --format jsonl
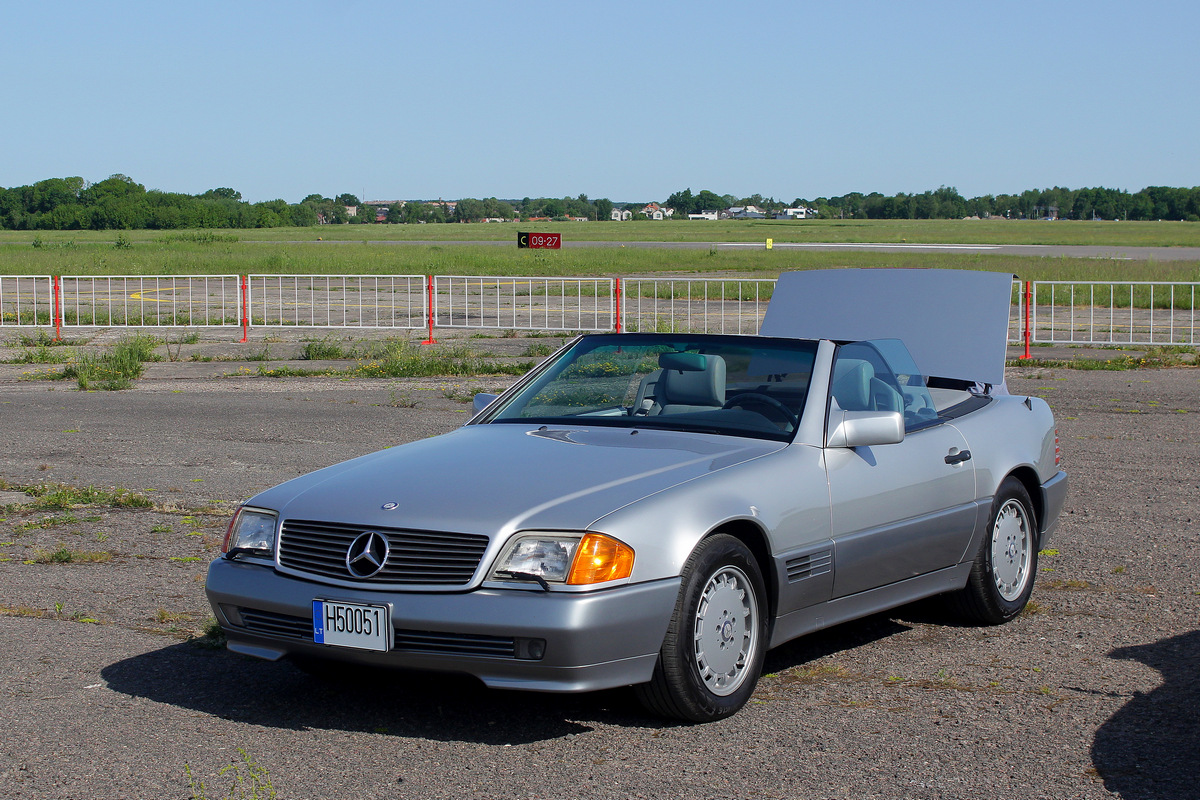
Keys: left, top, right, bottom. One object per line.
{"left": 786, "top": 549, "right": 832, "bottom": 582}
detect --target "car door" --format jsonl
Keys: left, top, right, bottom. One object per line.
{"left": 824, "top": 341, "right": 977, "bottom": 599}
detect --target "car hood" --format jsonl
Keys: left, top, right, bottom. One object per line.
{"left": 249, "top": 424, "right": 785, "bottom": 536}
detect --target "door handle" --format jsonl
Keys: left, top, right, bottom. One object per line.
{"left": 944, "top": 449, "right": 972, "bottom": 465}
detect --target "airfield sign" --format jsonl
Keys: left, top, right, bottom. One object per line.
{"left": 517, "top": 232, "right": 561, "bottom": 249}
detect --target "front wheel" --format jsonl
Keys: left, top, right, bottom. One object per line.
{"left": 635, "top": 534, "right": 768, "bottom": 722}
{"left": 952, "top": 476, "right": 1039, "bottom": 624}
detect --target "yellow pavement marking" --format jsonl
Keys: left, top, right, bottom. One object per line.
{"left": 128, "top": 288, "right": 178, "bottom": 302}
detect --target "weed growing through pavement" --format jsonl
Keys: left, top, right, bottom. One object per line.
{"left": 352, "top": 339, "right": 532, "bottom": 379}
{"left": 59, "top": 333, "right": 161, "bottom": 390}
{"left": 388, "top": 388, "right": 417, "bottom": 408}
{"left": 0, "top": 603, "right": 49, "bottom": 618}
{"left": 14, "top": 512, "right": 78, "bottom": 531}
{"left": 1009, "top": 346, "right": 1200, "bottom": 371}
{"left": 254, "top": 364, "right": 328, "bottom": 377}
{"left": 522, "top": 341, "right": 554, "bottom": 357}
{"left": 31, "top": 546, "right": 112, "bottom": 563}
{"left": 301, "top": 335, "right": 346, "bottom": 360}
{"left": 14, "top": 482, "right": 152, "bottom": 510}
{"left": 8, "top": 344, "right": 71, "bottom": 364}
{"left": 186, "top": 748, "right": 276, "bottom": 800}
{"left": 243, "top": 344, "right": 272, "bottom": 362}
{"left": 16, "top": 330, "right": 81, "bottom": 348}
{"left": 1, "top": 601, "right": 100, "bottom": 623}
{"left": 166, "top": 329, "right": 201, "bottom": 361}
{"left": 190, "top": 618, "right": 227, "bottom": 650}
{"left": 156, "top": 608, "right": 189, "bottom": 623}
{"left": 442, "top": 384, "right": 505, "bottom": 403}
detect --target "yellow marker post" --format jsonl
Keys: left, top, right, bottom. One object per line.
{"left": 766, "top": 238, "right": 773, "bottom": 250}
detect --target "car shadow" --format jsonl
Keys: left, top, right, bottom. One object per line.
{"left": 762, "top": 611, "right": 914, "bottom": 673}
{"left": 101, "top": 604, "right": 942, "bottom": 740}
{"left": 101, "top": 643, "right": 659, "bottom": 744}
{"left": 1090, "top": 630, "right": 1200, "bottom": 800}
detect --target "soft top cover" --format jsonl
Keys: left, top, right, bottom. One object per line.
{"left": 759, "top": 268, "right": 1013, "bottom": 386}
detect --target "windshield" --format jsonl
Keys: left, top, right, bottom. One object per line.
{"left": 484, "top": 334, "right": 817, "bottom": 441}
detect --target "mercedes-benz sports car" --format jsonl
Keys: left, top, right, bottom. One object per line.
{"left": 206, "top": 269, "right": 1067, "bottom": 722}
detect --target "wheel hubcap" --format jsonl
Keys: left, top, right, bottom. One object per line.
{"left": 991, "top": 499, "right": 1031, "bottom": 602}
{"left": 693, "top": 566, "right": 759, "bottom": 696}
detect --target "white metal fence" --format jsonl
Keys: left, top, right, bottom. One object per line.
{"left": 247, "top": 274, "right": 426, "bottom": 328}
{"left": 0, "top": 276, "right": 52, "bottom": 326}
{"left": 6, "top": 274, "right": 1199, "bottom": 348}
{"left": 1032, "top": 282, "right": 1198, "bottom": 345}
{"left": 619, "top": 278, "right": 776, "bottom": 335}
{"left": 58, "top": 275, "right": 241, "bottom": 327}
{"left": 433, "top": 276, "right": 613, "bottom": 331}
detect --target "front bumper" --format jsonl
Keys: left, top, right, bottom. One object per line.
{"left": 205, "top": 558, "right": 680, "bottom": 693}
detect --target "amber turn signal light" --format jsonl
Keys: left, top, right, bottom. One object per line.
{"left": 566, "top": 533, "right": 634, "bottom": 585}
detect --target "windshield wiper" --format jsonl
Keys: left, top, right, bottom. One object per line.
{"left": 496, "top": 570, "right": 550, "bottom": 591}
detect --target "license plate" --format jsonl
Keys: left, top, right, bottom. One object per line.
{"left": 312, "top": 600, "right": 391, "bottom": 652}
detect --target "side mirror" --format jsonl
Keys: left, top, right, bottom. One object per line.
{"left": 827, "top": 409, "right": 904, "bottom": 448}
{"left": 472, "top": 393, "right": 499, "bottom": 416}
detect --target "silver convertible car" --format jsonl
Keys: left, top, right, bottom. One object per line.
{"left": 206, "top": 269, "right": 1067, "bottom": 722}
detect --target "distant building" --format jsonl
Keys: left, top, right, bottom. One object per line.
{"left": 688, "top": 211, "right": 719, "bottom": 221}
{"left": 640, "top": 202, "right": 675, "bottom": 220}
{"left": 777, "top": 207, "right": 818, "bottom": 220}
{"left": 611, "top": 208, "right": 633, "bottom": 221}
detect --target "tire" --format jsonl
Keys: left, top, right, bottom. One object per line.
{"left": 952, "top": 476, "right": 1039, "bottom": 624}
{"left": 635, "top": 534, "right": 768, "bottom": 722}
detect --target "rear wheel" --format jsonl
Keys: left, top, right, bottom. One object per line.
{"left": 635, "top": 534, "right": 768, "bottom": 722}
{"left": 952, "top": 477, "right": 1039, "bottom": 624}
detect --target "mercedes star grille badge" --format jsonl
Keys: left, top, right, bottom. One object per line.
{"left": 345, "top": 531, "right": 389, "bottom": 579}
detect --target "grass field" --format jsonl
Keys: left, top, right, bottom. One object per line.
{"left": 0, "top": 222, "right": 1197, "bottom": 284}
{"left": 5, "top": 218, "right": 1200, "bottom": 247}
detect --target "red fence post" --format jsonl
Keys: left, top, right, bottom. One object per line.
{"left": 614, "top": 277, "right": 622, "bottom": 333}
{"left": 421, "top": 275, "right": 437, "bottom": 344}
{"left": 53, "top": 276, "right": 62, "bottom": 341}
{"left": 1019, "top": 280, "right": 1032, "bottom": 359}
{"left": 240, "top": 275, "right": 249, "bottom": 343}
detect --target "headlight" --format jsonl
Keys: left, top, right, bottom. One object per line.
{"left": 490, "top": 532, "right": 634, "bottom": 586}
{"left": 221, "top": 506, "right": 278, "bottom": 557}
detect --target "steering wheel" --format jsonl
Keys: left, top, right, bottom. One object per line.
{"left": 721, "top": 393, "right": 799, "bottom": 427}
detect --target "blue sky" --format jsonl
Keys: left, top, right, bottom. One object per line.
{"left": 4, "top": 1, "right": 1197, "bottom": 204}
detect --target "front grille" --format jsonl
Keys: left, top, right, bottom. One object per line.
{"left": 236, "top": 607, "right": 516, "bottom": 659}
{"left": 239, "top": 608, "right": 312, "bottom": 641}
{"left": 278, "top": 519, "right": 489, "bottom": 585}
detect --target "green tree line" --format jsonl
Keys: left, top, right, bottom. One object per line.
{"left": 804, "top": 185, "right": 1200, "bottom": 222}
{"left": 3, "top": 175, "right": 1199, "bottom": 230}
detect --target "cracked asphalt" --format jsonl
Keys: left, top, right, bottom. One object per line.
{"left": 0, "top": 356, "right": 1197, "bottom": 799}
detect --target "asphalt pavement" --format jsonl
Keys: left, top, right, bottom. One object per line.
{"left": 0, "top": 363, "right": 1197, "bottom": 799}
